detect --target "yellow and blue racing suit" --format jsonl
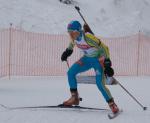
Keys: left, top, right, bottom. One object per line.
{"left": 67, "top": 31, "right": 113, "bottom": 102}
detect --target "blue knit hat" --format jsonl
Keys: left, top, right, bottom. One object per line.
{"left": 67, "top": 20, "right": 82, "bottom": 32}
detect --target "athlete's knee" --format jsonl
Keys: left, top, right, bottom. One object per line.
{"left": 67, "top": 69, "right": 77, "bottom": 77}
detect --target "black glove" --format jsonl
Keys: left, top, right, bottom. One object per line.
{"left": 61, "top": 48, "right": 73, "bottom": 61}
{"left": 104, "top": 67, "right": 114, "bottom": 77}
{"left": 104, "top": 58, "right": 114, "bottom": 77}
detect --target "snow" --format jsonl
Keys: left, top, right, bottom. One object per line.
{"left": 0, "top": 76, "right": 150, "bottom": 123}
{"left": 0, "top": 0, "right": 150, "bottom": 122}
{"left": 0, "top": 0, "right": 150, "bottom": 37}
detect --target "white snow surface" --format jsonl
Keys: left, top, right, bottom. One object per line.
{"left": 0, "top": 0, "right": 150, "bottom": 36}
{"left": 0, "top": 76, "right": 150, "bottom": 123}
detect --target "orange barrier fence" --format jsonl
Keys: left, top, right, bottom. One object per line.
{"left": 0, "top": 28, "right": 150, "bottom": 78}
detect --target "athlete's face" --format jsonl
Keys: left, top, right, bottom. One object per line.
{"left": 68, "top": 31, "right": 80, "bottom": 40}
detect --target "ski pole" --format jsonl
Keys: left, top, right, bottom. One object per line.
{"left": 75, "top": 6, "right": 94, "bottom": 35}
{"left": 116, "top": 81, "right": 147, "bottom": 110}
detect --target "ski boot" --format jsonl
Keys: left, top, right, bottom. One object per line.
{"left": 108, "top": 99, "right": 119, "bottom": 114}
{"left": 63, "top": 89, "right": 81, "bottom": 106}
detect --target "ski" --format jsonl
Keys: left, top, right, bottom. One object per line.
{"left": 56, "top": 104, "right": 109, "bottom": 111}
{"left": 2, "top": 104, "right": 109, "bottom": 111}
{"left": 108, "top": 109, "right": 123, "bottom": 119}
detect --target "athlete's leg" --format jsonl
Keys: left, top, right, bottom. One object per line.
{"left": 92, "top": 57, "right": 113, "bottom": 102}
{"left": 67, "top": 56, "right": 92, "bottom": 89}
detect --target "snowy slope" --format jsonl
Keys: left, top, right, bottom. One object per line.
{"left": 0, "top": 0, "right": 150, "bottom": 36}
{"left": 0, "top": 76, "right": 150, "bottom": 123}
